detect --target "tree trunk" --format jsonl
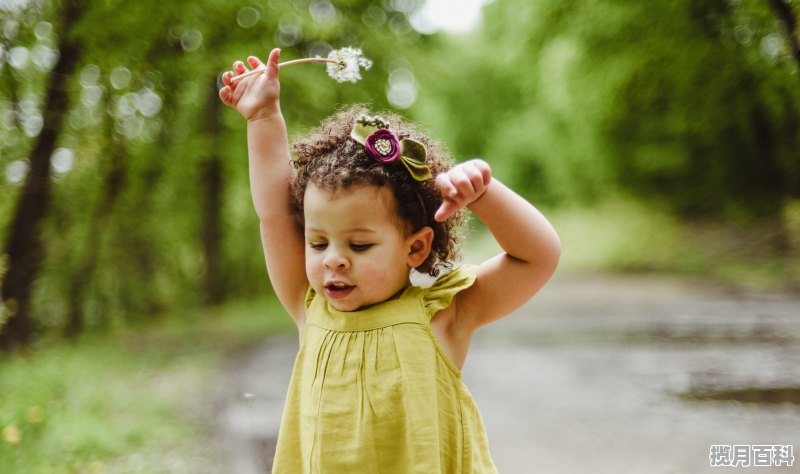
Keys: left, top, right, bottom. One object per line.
{"left": 201, "top": 75, "right": 224, "bottom": 305}
{"left": 0, "top": 0, "right": 86, "bottom": 352}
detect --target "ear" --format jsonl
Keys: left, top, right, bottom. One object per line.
{"left": 405, "top": 226, "right": 434, "bottom": 268}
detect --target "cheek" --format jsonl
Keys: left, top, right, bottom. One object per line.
{"left": 365, "top": 265, "right": 389, "bottom": 283}
{"left": 361, "top": 257, "right": 402, "bottom": 286}
{"left": 305, "top": 251, "right": 322, "bottom": 278}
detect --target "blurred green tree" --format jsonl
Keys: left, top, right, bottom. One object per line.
{"left": 1, "top": 0, "right": 87, "bottom": 351}
{"left": 6, "top": 0, "right": 796, "bottom": 350}
{"left": 0, "top": 0, "right": 429, "bottom": 349}
{"left": 413, "top": 0, "right": 800, "bottom": 231}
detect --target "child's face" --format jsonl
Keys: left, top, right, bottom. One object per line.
{"left": 304, "top": 183, "right": 420, "bottom": 312}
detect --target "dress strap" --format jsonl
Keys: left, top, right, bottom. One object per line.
{"left": 422, "top": 264, "right": 478, "bottom": 321}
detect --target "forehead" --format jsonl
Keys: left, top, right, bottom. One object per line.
{"left": 304, "top": 183, "right": 400, "bottom": 232}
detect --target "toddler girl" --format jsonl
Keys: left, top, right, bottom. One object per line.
{"left": 219, "top": 48, "right": 561, "bottom": 473}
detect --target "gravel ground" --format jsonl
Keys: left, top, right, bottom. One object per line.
{"left": 211, "top": 272, "right": 800, "bottom": 473}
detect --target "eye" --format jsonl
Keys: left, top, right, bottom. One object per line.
{"left": 350, "top": 243, "right": 373, "bottom": 252}
{"left": 308, "top": 242, "right": 327, "bottom": 250}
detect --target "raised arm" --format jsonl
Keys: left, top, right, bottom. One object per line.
{"left": 434, "top": 159, "right": 561, "bottom": 331}
{"left": 219, "top": 49, "right": 307, "bottom": 324}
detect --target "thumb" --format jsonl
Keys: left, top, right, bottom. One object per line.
{"left": 267, "top": 48, "right": 281, "bottom": 79}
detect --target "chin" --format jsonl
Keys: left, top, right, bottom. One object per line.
{"left": 326, "top": 298, "right": 360, "bottom": 312}
{"left": 333, "top": 303, "right": 360, "bottom": 312}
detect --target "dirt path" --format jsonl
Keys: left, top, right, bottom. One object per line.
{"left": 211, "top": 273, "right": 800, "bottom": 473}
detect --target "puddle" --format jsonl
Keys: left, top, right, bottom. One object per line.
{"left": 679, "top": 386, "right": 800, "bottom": 405}
{"left": 486, "top": 329, "right": 798, "bottom": 347}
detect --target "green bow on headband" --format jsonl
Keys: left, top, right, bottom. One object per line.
{"left": 350, "top": 115, "right": 432, "bottom": 182}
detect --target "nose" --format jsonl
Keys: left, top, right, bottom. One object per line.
{"left": 323, "top": 249, "right": 350, "bottom": 270}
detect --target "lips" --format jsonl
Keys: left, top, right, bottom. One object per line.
{"left": 324, "top": 281, "right": 355, "bottom": 299}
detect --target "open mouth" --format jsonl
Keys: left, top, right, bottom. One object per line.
{"left": 324, "top": 282, "right": 355, "bottom": 298}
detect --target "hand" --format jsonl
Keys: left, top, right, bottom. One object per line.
{"left": 218, "top": 48, "right": 281, "bottom": 121}
{"left": 434, "top": 159, "right": 492, "bottom": 222}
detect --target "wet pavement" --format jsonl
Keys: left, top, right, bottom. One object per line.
{"left": 212, "top": 272, "right": 800, "bottom": 473}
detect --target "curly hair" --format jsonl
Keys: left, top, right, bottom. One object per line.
{"left": 290, "top": 105, "right": 466, "bottom": 276}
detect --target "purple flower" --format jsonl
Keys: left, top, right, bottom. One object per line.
{"left": 365, "top": 129, "right": 401, "bottom": 163}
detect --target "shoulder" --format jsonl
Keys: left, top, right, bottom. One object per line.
{"left": 421, "top": 265, "right": 478, "bottom": 319}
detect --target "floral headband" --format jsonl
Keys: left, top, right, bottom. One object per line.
{"left": 350, "top": 116, "right": 432, "bottom": 181}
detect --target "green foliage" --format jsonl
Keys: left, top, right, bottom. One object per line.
{"left": 0, "top": 296, "right": 292, "bottom": 472}
{"left": 1, "top": 0, "right": 429, "bottom": 338}
{"left": 412, "top": 0, "right": 800, "bottom": 220}
{"left": 2, "top": 0, "right": 799, "bottom": 343}
{"left": 465, "top": 193, "right": 800, "bottom": 291}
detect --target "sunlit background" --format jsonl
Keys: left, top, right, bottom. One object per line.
{"left": 1, "top": 0, "right": 799, "bottom": 472}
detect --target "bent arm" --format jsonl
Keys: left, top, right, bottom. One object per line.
{"left": 456, "top": 179, "right": 561, "bottom": 330}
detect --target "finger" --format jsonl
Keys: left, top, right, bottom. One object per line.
{"left": 231, "top": 78, "right": 247, "bottom": 103}
{"left": 435, "top": 173, "right": 458, "bottom": 198}
{"left": 462, "top": 163, "right": 485, "bottom": 193}
{"left": 435, "top": 199, "right": 459, "bottom": 222}
{"left": 221, "top": 70, "right": 238, "bottom": 90}
{"left": 218, "top": 85, "right": 233, "bottom": 106}
{"left": 247, "top": 55, "right": 264, "bottom": 70}
{"left": 233, "top": 60, "right": 247, "bottom": 75}
{"left": 266, "top": 48, "right": 281, "bottom": 79}
{"left": 449, "top": 167, "right": 476, "bottom": 197}
{"left": 244, "top": 56, "right": 267, "bottom": 82}
{"left": 472, "top": 159, "right": 492, "bottom": 186}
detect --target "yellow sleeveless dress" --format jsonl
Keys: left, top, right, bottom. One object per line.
{"left": 272, "top": 265, "right": 498, "bottom": 473}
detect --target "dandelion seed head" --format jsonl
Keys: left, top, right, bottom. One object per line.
{"left": 326, "top": 47, "right": 373, "bottom": 83}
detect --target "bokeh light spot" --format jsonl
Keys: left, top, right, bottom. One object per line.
{"left": 110, "top": 66, "right": 132, "bottom": 90}
{"left": 387, "top": 68, "right": 417, "bottom": 109}
{"left": 388, "top": 13, "right": 412, "bottom": 36}
{"left": 276, "top": 15, "right": 303, "bottom": 47}
{"left": 5, "top": 160, "right": 29, "bottom": 184}
{"left": 237, "top": 7, "right": 260, "bottom": 28}
{"left": 31, "top": 45, "right": 58, "bottom": 70}
{"left": 81, "top": 85, "right": 104, "bottom": 108}
{"left": 362, "top": 6, "right": 386, "bottom": 28}
{"left": 23, "top": 114, "right": 43, "bottom": 137}
{"left": 8, "top": 46, "right": 29, "bottom": 69}
{"left": 80, "top": 64, "right": 101, "bottom": 86}
{"left": 181, "top": 29, "right": 203, "bottom": 52}
{"left": 733, "top": 26, "right": 752, "bottom": 46}
{"left": 137, "top": 89, "right": 162, "bottom": 117}
{"left": 760, "top": 34, "right": 783, "bottom": 60}
{"left": 51, "top": 148, "right": 75, "bottom": 175}
{"left": 306, "top": 41, "right": 332, "bottom": 59}
{"left": 2, "top": 425, "right": 21, "bottom": 445}
{"left": 309, "top": 0, "right": 337, "bottom": 23}
{"left": 33, "top": 21, "right": 52, "bottom": 40}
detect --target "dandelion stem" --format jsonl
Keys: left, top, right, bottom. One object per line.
{"left": 229, "top": 58, "right": 341, "bottom": 83}
{"left": 280, "top": 57, "right": 341, "bottom": 67}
